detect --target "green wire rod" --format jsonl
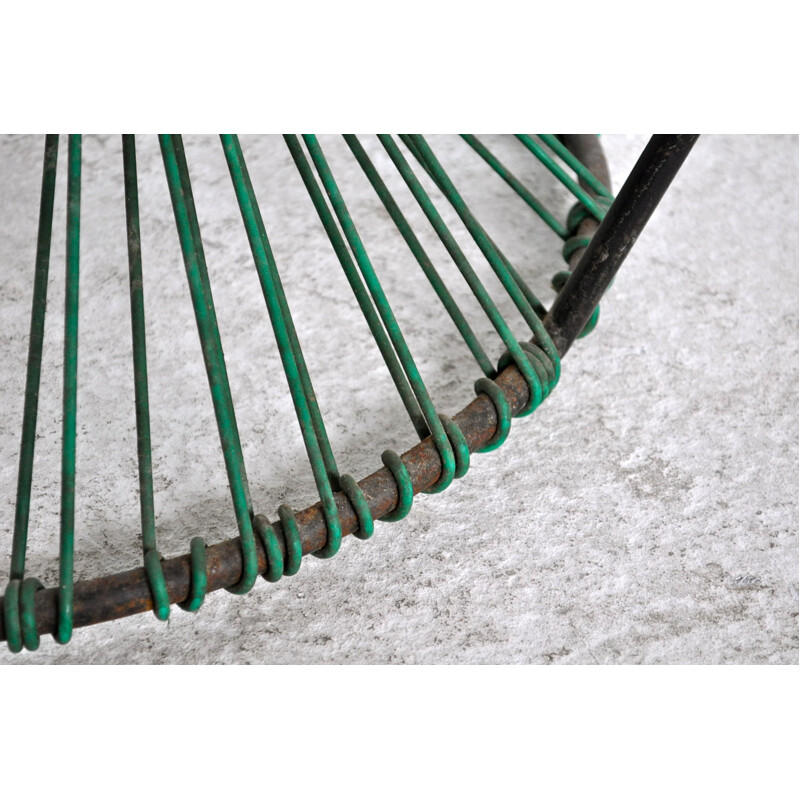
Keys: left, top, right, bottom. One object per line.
{"left": 1, "top": 133, "right": 623, "bottom": 652}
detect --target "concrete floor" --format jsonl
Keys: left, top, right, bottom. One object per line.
{"left": 0, "top": 133, "right": 796, "bottom": 664}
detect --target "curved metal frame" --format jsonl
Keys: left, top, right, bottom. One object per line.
{"left": 0, "top": 134, "right": 697, "bottom": 643}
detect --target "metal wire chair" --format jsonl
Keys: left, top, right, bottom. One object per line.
{"left": 0, "top": 133, "right": 697, "bottom": 653}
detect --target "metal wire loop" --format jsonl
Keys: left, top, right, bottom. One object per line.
{"left": 507, "top": 346, "right": 545, "bottom": 417}
{"left": 3, "top": 580, "right": 22, "bottom": 653}
{"left": 498, "top": 341, "right": 558, "bottom": 411}
{"left": 276, "top": 505, "right": 303, "bottom": 576}
{"left": 436, "top": 414, "right": 470, "bottom": 481}
{"left": 178, "top": 537, "right": 208, "bottom": 612}
{"left": 339, "top": 474, "right": 375, "bottom": 541}
{"left": 424, "top": 414, "right": 469, "bottom": 492}
{"left": 380, "top": 450, "right": 414, "bottom": 522}
{"left": 253, "top": 515, "right": 284, "bottom": 583}
{"left": 473, "top": 378, "right": 512, "bottom": 453}
{"left": 566, "top": 196, "right": 612, "bottom": 235}
{"left": 20, "top": 578, "right": 43, "bottom": 651}
{"left": 143, "top": 550, "right": 171, "bottom": 621}
{"left": 562, "top": 236, "right": 593, "bottom": 263}
{"left": 3, "top": 577, "right": 44, "bottom": 653}
{"left": 514, "top": 341, "right": 557, "bottom": 397}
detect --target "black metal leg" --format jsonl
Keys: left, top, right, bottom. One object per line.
{"left": 545, "top": 134, "right": 700, "bottom": 356}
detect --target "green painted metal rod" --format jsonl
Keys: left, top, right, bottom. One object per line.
{"left": 402, "top": 135, "right": 560, "bottom": 382}
{"left": 344, "top": 134, "right": 495, "bottom": 378}
{"left": 57, "top": 134, "right": 81, "bottom": 645}
{"left": 9, "top": 134, "right": 59, "bottom": 582}
{"left": 222, "top": 134, "right": 340, "bottom": 488}
{"left": 399, "top": 135, "right": 549, "bottom": 320}
{"left": 159, "top": 134, "right": 258, "bottom": 595}
{"left": 122, "top": 136, "right": 156, "bottom": 559}
{"left": 515, "top": 134, "right": 608, "bottom": 222}
{"left": 171, "top": 135, "right": 253, "bottom": 521}
{"left": 536, "top": 134, "right": 613, "bottom": 200}
{"left": 460, "top": 134, "right": 568, "bottom": 238}
{"left": 302, "top": 134, "right": 456, "bottom": 494}
{"left": 221, "top": 133, "right": 355, "bottom": 559}
{"left": 284, "top": 135, "right": 428, "bottom": 441}
{"left": 122, "top": 134, "right": 172, "bottom": 620}
{"left": 379, "top": 134, "right": 546, "bottom": 415}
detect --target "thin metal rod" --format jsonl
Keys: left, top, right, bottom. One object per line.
{"left": 122, "top": 136, "right": 157, "bottom": 557}
{"left": 516, "top": 134, "right": 609, "bottom": 222}
{"left": 537, "top": 134, "right": 614, "bottom": 201}
{"left": 302, "top": 134, "right": 456, "bottom": 491}
{"left": 379, "top": 134, "right": 546, "bottom": 413}
{"left": 56, "top": 134, "right": 82, "bottom": 644}
{"left": 159, "top": 134, "right": 259, "bottom": 595}
{"left": 558, "top": 134, "right": 612, "bottom": 197}
{"left": 346, "top": 134, "right": 495, "bottom": 377}
{"left": 285, "top": 135, "right": 428, "bottom": 440}
{"left": 544, "top": 134, "right": 699, "bottom": 356}
{"left": 9, "top": 134, "right": 59, "bottom": 581}
{"left": 221, "top": 133, "right": 347, "bottom": 559}
{"left": 460, "top": 134, "right": 568, "bottom": 238}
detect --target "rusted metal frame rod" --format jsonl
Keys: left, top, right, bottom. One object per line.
{"left": 554, "top": 135, "right": 612, "bottom": 278}
{"left": 544, "top": 134, "right": 699, "bottom": 356}
{"left": 0, "top": 134, "right": 630, "bottom": 642}
{"left": 557, "top": 134, "right": 612, "bottom": 196}
{"left": 0, "top": 367, "right": 532, "bottom": 639}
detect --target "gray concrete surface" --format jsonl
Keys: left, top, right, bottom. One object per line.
{"left": 0, "top": 133, "right": 796, "bottom": 664}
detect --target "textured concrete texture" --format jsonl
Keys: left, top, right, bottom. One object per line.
{"left": 0, "top": 134, "right": 797, "bottom": 664}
